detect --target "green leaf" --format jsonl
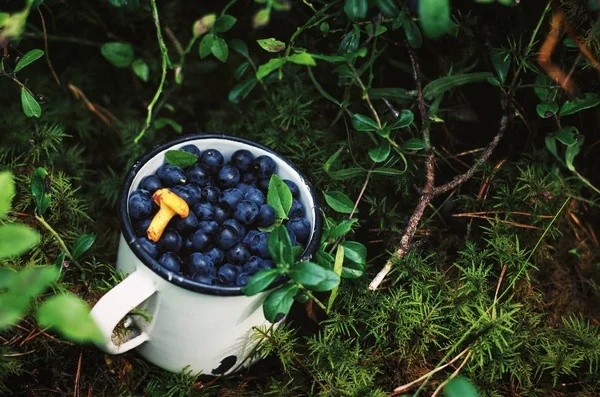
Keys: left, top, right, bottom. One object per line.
{"left": 423, "top": 72, "right": 494, "bottom": 100}
{"left": 402, "top": 137, "right": 427, "bottom": 150}
{"left": 214, "top": 15, "right": 237, "bottom": 33}
{"left": 545, "top": 135, "right": 559, "bottom": 159}
{"left": 368, "top": 23, "right": 387, "bottom": 37}
{"left": 372, "top": 167, "right": 407, "bottom": 176}
{"left": 330, "top": 218, "right": 359, "bottom": 239}
{"left": 368, "top": 87, "right": 415, "bottom": 104}
{"left": 565, "top": 136, "right": 584, "bottom": 172}
{"left": 6, "top": 266, "right": 59, "bottom": 298}
{"left": 253, "top": 8, "right": 270, "bottom": 28}
{"left": 287, "top": 52, "right": 316, "bottom": 66}
{"left": 377, "top": 0, "right": 400, "bottom": 17}
{"left": 256, "top": 58, "right": 286, "bottom": 80}
{"left": 288, "top": 261, "right": 340, "bottom": 291}
{"left": 71, "top": 234, "right": 95, "bottom": 260}
{"left": 443, "top": 376, "right": 479, "bottom": 397}
{"left": 268, "top": 225, "right": 294, "bottom": 266}
{"left": 21, "top": 88, "right": 41, "bottom": 118}
{"left": 419, "top": 0, "right": 455, "bottom": 39}
{"left": 0, "top": 172, "right": 15, "bottom": 218}
{"left": 323, "top": 191, "right": 355, "bottom": 214}
{"left": 55, "top": 250, "right": 66, "bottom": 269}
{"left": 534, "top": 74, "right": 557, "bottom": 101}
{"left": 153, "top": 118, "right": 182, "bottom": 133}
{"left": 327, "top": 245, "right": 345, "bottom": 313}
{"left": 257, "top": 38, "right": 286, "bottom": 52}
{"left": 199, "top": 34, "right": 215, "bottom": 58}
{"left": 234, "top": 61, "right": 250, "bottom": 80}
{"left": 228, "top": 77, "right": 258, "bottom": 103}
{"left": 101, "top": 42, "right": 134, "bottom": 68}
{"left": 491, "top": 48, "right": 511, "bottom": 83}
{"left": 31, "top": 167, "right": 51, "bottom": 216}
{"left": 193, "top": 14, "right": 216, "bottom": 37}
{"left": 369, "top": 141, "right": 391, "bottom": 162}
{"left": 554, "top": 126, "right": 579, "bottom": 146}
{"left": 0, "top": 292, "right": 29, "bottom": 330}
{"left": 403, "top": 17, "right": 422, "bottom": 48}
{"left": 37, "top": 292, "right": 103, "bottom": 343}
{"left": 211, "top": 37, "right": 229, "bottom": 62}
{"left": 391, "top": 109, "right": 414, "bottom": 129}
{"left": 320, "top": 22, "right": 329, "bottom": 34}
{"left": 0, "top": 224, "right": 40, "bottom": 259}
{"left": 536, "top": 101, "right": 558, "bottom": 118}
{"left": 241, "top": 269, "right": 279, "bottom": 296}
{"left": 165, "top": 150, "right": 198, "bottom": 167}
{"left": 14, "top": 49, "right": 44, "bottom": 73}
{"left": 229, "top": 39, "right": 249, "bottom": 57}
{"left": 342, "top": 241, "right": 367, "bottom": 265}
{"left": 344, "top": 0, "right": 368, "bottom": 19}
{"left": 292, "top": 246, "right": 303, "bottom": 261}
{"left": 263, "top": 282, "right": 298, "bottom": 322}
{"left": 341, "top": 260, "right": 365, "bottom": 279}
{"left": 267, "top": 174, "right": 293, "bottom": 220}
{"left": 352, "top": 113, "right": 380, "bottom": 131}
{"left": 328, "top": 168, "right": 365, "bottom": 180}
{"left": 339, "top": 25, "right": 361, "bottom": 54}
{"left": 316, "top": 249, "right": 335, "bottom": 270}
{"left": 559, "top": 93, "right": 600, "bottom": 117}
{"left": 131, "top": 58, "right": 149, "bottom": 82}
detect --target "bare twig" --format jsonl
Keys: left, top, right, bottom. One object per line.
{"left": 430, "top": 350, "right": 473, "bottom": 397}
{"left": 492, "top": 264, "right": 508, "bottom": 320}
{"left": 38, "top": 8, "right": 61, "bottom": 86}
{"left": 382, "top": 98, "right": 399, "bottom": 118}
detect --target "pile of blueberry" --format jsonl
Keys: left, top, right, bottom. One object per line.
{"left": 127, "top": 144, "right": 312, "bottom": 288}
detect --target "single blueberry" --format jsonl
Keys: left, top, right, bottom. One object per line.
{"left": 244, "top": 188, "right": 265, "bottom": 207}
{"left": 223, "top": 219, "right": 246, "bottom": 238}
{"left": 241, "top": 172, "right": 258, "bottom": 184}
{"left": 198, "top": 220, "right": 219, "bottom": 236}
{"left": 201, "top": 185, "right": 220, "bottom": 204}
{"left": 193, "top": 202, "right": 214, "bottom": 221}
{"left": 287, "top": 217, "right": 311, "bottom": 243}
{"left": 169, "top": 185, "right": 193, "bottom": 206}
{"left": 234, "top": 200, "right": 259, "bottom": 225}
{"left": 283, "top": 179, "right": 300, "bottom": 198}
{"left": 186, "top": 164, "right": 211, "bottom": 186}
{"left": 192, "top": 229, "right": 213, "bottom": 251}
{"left": 137, "top": 237, "right": 158, "bottom": 258}
{"left": 171, "top": 211, "right": 198, "bottom": 235}
{"left": 212, "top": 203, "right": 231, "bottom": 224}
{"left": 128, "top": 189, "right": 154, "bottom": 220}
{"left": 236, "top": 182, "right": 254, "bottom": 194}
{"left": 193, "top": 273, "right": 217, "bottom": 285}
{"left": 179, "top": 144, "right": 201, "bottom": 158}
{"left": 217, "top": 225, "right": 239, "bottom": 250}
{"left": 157, "top": 164, "right": 187, "bottom": 187}
{"left": 205, "top": 247, "right": 225, "bottom": 266}
{"left": 289, "top": 199, "right": 304, "bottom": 219}
{"left": 257, "top": 178, "right": 270, "bottom": 192}
{"left": 134, "top": 218, "right": 152, "bottom": 237}
{"left": 200, "top": 149, "right": 224, "bottom": 174}
{"left": 219, "top": 188, "right": 244, "bottom": 210}
{"left": 256, "top": 204, "right": 276, "bottom": 227}
{"left": 235, "top": 272, "right": 251, "bottom": 287}
{"left": 158, "top": 229, "right": 182, "bottom": 253}
{"left": 159, "top": 252, "right": 182, "bottom": 272}
{"left": 243, "top": 256, "right": 263, "bottom": 274}
{"left": 217, "top": 263, "right": 238, "bottom": 284}
{"left": 185, "top": 183, "right": 203, "bottom": 205}
{"left": 218, "top": 165, "right": 241, "bottom": 189}
{"left": 182, "top": 234, "right": 195, "bottom": 254}
{"left": 227, "top": 243, "right": 251, "bottom": 265}
{"left": 252, "top": 155, "right": 276, "bottom": 179}
{"left": 260, "top": 259, "right": 275, "bottom": 270}
{"left": 139, "top": 175, "right": 163, "bottom": 194}
{"left": 250, "top": 232, "right": 271, "bottom": 259}
{"left": 231, "top": 149, "right": 254, "bottom": 172}
{"left": 186, "top": 253, "right": 215, "bottom": 275}
{"left": 243, "top": 230, "right": 260, "bottom": 246}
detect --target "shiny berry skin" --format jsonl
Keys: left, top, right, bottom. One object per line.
{"left": 256, "top": 204, "right": 276, "bottom": 227}
{"left": 218, "top": 165, "right": 240, "bottom": 189}
{"left": 260, "top": 259, "right": 275, "bottom": 270}
{"left": 191, "top": 229, "right": 212, "bottom": 251}
{"left": 198, "top": 220, "right": 219, "bottom": 236}
{"left": 158, "top": 229, "right": 182, "bottom": 253}
{"left": 205, "top": 247, "right": 225, "bottom": 266}
{"left": 250, "top": 232, "right": 271, "bottom": 259}
{"left": 182, "top": 234, "right": 195, "bottom": 254}
{"left": 212, "top": 203, "right": 231, "bottom": 224}
{"left": 171, "top": 211, "right": 198, "bottom": 235}
{"left": 200, "top": 149, "right": 224, "bottom": 174}
{"left": 243, "top": 230, "right": 260, "bottom": 246}
{"left": 193, "top": 202, "right": 214, "bottom": 221}
{"left": 186, "top": 253, "right": 214, "bottom": 276}
{"left": 227, "top": 243, "right": 250, "bottom": 264}
{"left": 235, "top": 272, "right": 251, "bottom": 287}
{"left": 186, "top": 164, "right": 211, "bottom": 186}
{"left": 287, "top": 217, "right": 311, "bottom": 243}
{"left": 169, "top": 185, "right": 201, "bottom": 207}
{"left": 128, "top": 189, "right": 154, "bottom": 220}
{"left": 289, "top": 199, "right": 304, "bottom": 219}
{"left": 179, "top": 144, "right": 201, "bottom": 158}
{"left": 257, "top": 178, "right": 270, "bottom": 192}
{"left": 185, "top": 183, "right": 203, "bottom": 205}
{"left": 231, "top": 149, "right": 254, "bottom": 172}
{"left": 201, "top": 185, "right": 220, "bottom": 204}
{"left": 137, "top": 237, "right": 158, "bottom": 258}
{"left": 243, "top": 256, "right": 262, "bottom": 274}
{"left": 244, "top": 188, "right": 265, "bottom": 207}
{"left": 157, "top": 164, "right": 187, "bottom": 187}
{"left": 219, "top": 188, "right": 244, "bottom": 209}
{"left": 134, "top": 218, "right": 152, "bottom": 237}
{"left": 241, "top": 172, "right": 258, "bottom": 184}
{"left": 217, "top": 225, "right": 239, "bottom": 250}
{"left": 234, "top": 200, "right": 259, "bottom": 225}
{"left": 223, "top": 219, "right": 246, "bottom": 238}
{"left": 159, "top": 252, "right": 182, "bottom": 272}
{"left": 217, "top": 263, "right": 238, "bottom": 284}
{"left": 252, "top": 155, "right": 276, "bottom": 179}
{"left": 283, "top": 179, "right": 300, "bottom": 198}
{"left": 139, "top": 175, "right": 163, "bottom": 194}
{"left": 193, "top": 273, "right": 216, "bottom": 285}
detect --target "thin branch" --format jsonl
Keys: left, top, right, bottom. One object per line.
{"left": 347, "top": 62, "right": 383, "bottom": 130}
{"left": 38, "top": 8, "right": 60, "bottom": 86}
{"left": 430, "top": 350, "right": 473, "bottom": 397}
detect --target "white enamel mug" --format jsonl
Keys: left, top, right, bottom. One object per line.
{"left": 90, "top": 134, "right": 322, "bottom": 376}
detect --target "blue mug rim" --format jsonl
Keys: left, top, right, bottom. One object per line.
{"left": 118, "top": 133, "right": 323, "bottom": 296}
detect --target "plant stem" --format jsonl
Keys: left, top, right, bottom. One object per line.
{"left": 347, "top": 62, "right": 383, "bottom": 130}
{"left": 35, "top": 215, "right": 82, "bottom": 269}
{"left": 302, "top": 288, "right": 328, "bottom": 313}
{"left": 134, "top": 0, "right": 169, "bottom": 144}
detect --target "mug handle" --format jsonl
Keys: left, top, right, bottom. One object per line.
{"left": 90, "top": 271, "right": 157, "bottom": 354}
